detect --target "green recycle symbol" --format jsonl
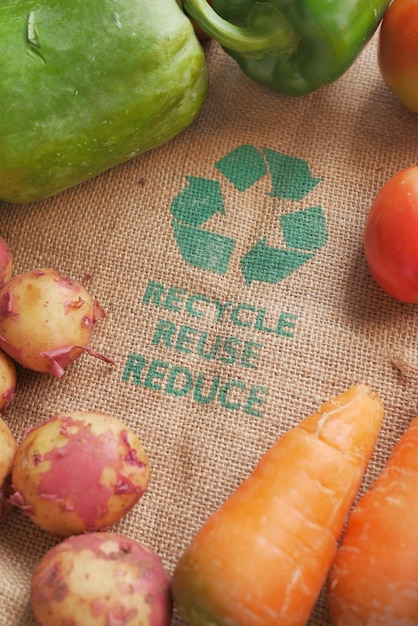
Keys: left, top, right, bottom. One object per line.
{"left": 170, "top": 145, "right": 328, "bottom": 285}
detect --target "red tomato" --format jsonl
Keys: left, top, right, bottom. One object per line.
{"left": 364, "top": 167, "right": 418, "bottom": 303}
{"left": 378, "top": 0, "right": 418, "bottom": 113}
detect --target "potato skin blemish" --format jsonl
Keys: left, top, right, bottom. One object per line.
{"left": 0, "top": 268, "right": 113, "bottom": 377}
{"left": 31, "top": 533, "right": 172, "bottom": 625}
{"left": 10, "top": 411, "right": 150, "bottom": 535}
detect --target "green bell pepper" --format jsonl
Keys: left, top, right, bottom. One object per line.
{"left": 182, "top": 0, "right": 390, "bottom": 96}
{"left": 0, "top": 0, "right": 208, "bottom": 204}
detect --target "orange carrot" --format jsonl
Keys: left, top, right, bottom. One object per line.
{"left": 328, "top": 414, "right": 418, "bottom": 626}
{"left": 171, "top": 384, "right": 384, "bottom": 626}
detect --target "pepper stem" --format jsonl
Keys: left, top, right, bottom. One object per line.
{"left": 183, "top": 0, "right": 299, "bottom": 55}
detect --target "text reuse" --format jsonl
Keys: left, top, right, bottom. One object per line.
{"left": 122, "top": 281, "right": 298, "bottom": 417}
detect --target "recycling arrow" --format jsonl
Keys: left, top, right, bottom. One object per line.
{"left": 171, "top": 176, "right": 225, "bottom": 226}
{"left": 171, "top": 219, "right": 235, "bottom": 275}
{"left": 170, "top": 145, "right": 328, "bottom": 284}
{"left": 280, "top": 205, "right": 328, "bottom": 251}
{"left": 241, "top": 238, "right": 314, "bottom": 286}
{"left": 170, "top": 176, "right": 235, "bottom": 275}
{"left": 215, "top": 144, "right": 322, "bottom": 200}
{"left": 262, "top": 148, "right": 322, "bottom": 201}
{"left": 215, "top": 145, "right": 268, "bottom": 192}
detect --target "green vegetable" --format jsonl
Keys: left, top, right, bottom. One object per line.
{"left": 182, "top": 0, "right": 390, "bottom": 96}
{"left": 0, "top": 0, "right": 208, "bottom": 204}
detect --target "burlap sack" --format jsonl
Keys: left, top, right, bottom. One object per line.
{"left": 1, "top": 28, "right": 418, "bottom": 626}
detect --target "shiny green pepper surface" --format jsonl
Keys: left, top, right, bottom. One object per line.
{"left": 183, "top": 0, "right": 389, "bottom": 96}
{"left": 0, "top": 0, "right": 208, "bottom": 203}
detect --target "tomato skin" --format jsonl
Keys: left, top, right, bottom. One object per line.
{"left": 378, "top": 0, "right": 418, "bottom": 113}
{"left": 364, "top": 167, "right": 418, "bottom": 303}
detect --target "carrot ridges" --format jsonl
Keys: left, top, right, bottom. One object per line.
{"left": 172, "top": 384, "right": 384, "bottom": 626}
{"left": 328, "top": 413, "right": 418, "bottom": 626}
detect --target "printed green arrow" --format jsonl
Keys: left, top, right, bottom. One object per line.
{"left": 172, "top": 218, "right": 235, "bottom": 275}
{"left": 215, "top": 144, "right": 268, "bottom": 192}
{"left": 262, "top": 149, "right": 322, "bottom": 201}
{"left": 170, "top": 176, "right": 225, "bottom": 226}
{"left": 241, "top": 237, "right": 314, "bottom": 285}
{"left": 170, "top": 145, "right": 327, "bottom": 284}
{"left": 279, "top": 206, "right": 328, "bottom": 250}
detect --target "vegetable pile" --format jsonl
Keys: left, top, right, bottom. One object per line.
{"left": 1, "top": 218, "right": 418, "bottom": 625}
{"left": 2, "top": 1, "right": 418, "bottom": 624}
{"left": 0, "top": 242, "right": 404, "bottom": 626}
{"left": 172, "top": 384, "right": 384, "bottom": 626}
{"left": 0, "top": 0, "right": 414, "bottom": 203}
{"left": 0, "top": 234, "right": 173, "bottom": 625}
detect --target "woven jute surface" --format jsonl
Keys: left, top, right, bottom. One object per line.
{"left": 1, "top": 29, "right": 418, "bottom": 626}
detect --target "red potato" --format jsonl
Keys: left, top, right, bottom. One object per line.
{"left": 172, "top": 385, "right": 384, "bottom": 626}
{"left": 0, "top": 416, "right": 17, "bottom": 521}
{"left": 0, "top": 267, "right": 114, "bottom": 377}
{"left": 0, "top": 236, "right": 12, "bottom": 288}
{"left": 10, "top": 411, "right": 151, "bottom": 535}
{"left": 328, "top": 414, "right": 418, "bottom": 625}
{"left": 30, "top": 532, "right": 172, "bottom": 626}
{"left": 0, "top": 349, "right": 16, "bottom": 414}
